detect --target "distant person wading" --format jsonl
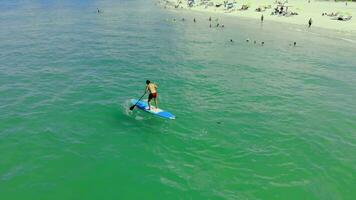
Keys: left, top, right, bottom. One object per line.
{"left": 308, "top": 18, "right": 312, "bottom": 28}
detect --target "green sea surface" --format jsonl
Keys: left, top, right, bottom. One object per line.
{"left": 1, "top": 0, "right": 355, "bottom": 199}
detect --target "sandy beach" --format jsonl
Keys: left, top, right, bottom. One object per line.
{"left": 160, "top": 0, "right": 356, "bottom": 32}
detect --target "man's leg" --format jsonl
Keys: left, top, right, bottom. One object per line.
{"left": 148, "top": 94, "right": 152, "bottom": 110}
{"left": 154, "top": 97, "right": 158, "bottom": 109}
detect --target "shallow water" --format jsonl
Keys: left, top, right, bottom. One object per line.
{"left": 1, "top": 0, "right": 355, "bottom": 199}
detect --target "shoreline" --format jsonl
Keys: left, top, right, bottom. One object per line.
{"left": 159, "top": 0, "right": 356, "bottom": 33}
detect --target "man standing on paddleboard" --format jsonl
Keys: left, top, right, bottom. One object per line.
{"left": 145, "top": 80, "right": 158, "bottom": 110}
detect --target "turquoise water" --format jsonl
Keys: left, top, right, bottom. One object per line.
{"left": 1, "top": 0, "right": 356, "bottom": 199}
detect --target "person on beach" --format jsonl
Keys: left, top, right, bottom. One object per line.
{"left": 308, "top": 18, "right": 312, "bottom": 28}
{"left": 261, "top": 14, "right": 264, "bottom": 22}
{"left": 145, "top": 80, "right": 158, "bottom": 110}
{"left": 209, "top": 16, "right": 212, "bottom": 21}
{"left": 294, "top": 42, "right": 296, "bottom": 46}
{"left": 97, "top": 8, "right": 100, "bottom": 13}
{"left": 194, "top": 18, "right": 196, "bottom": 23}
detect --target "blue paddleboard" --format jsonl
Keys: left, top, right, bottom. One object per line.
{"left": 131, "top": 99, "right": 175, "bottom": 120}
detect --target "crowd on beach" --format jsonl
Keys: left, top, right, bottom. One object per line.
{"left": 159, "top": 0, "right": 354, "bottom": 30}
{"left": 159, "top": 0, "right": 320, "bottom": 28}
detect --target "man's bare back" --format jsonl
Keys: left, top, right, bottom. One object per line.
{"left": 147, "top": 83, "right": 157, "bottom": 94}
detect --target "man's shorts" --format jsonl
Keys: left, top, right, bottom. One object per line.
{"left": 148, "top": 93, "right": 157, "bottom": 101}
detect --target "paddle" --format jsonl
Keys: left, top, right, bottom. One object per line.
{"left": 130, "top": 91, "right": 147, "bottom": 110}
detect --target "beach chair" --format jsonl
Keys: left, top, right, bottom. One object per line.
{"left": 338, "top": 16, "right": 352, "bottom": 21}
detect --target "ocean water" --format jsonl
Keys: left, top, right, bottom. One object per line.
{"left": 1, "top": 0, "right": 355, "bottom": 199}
